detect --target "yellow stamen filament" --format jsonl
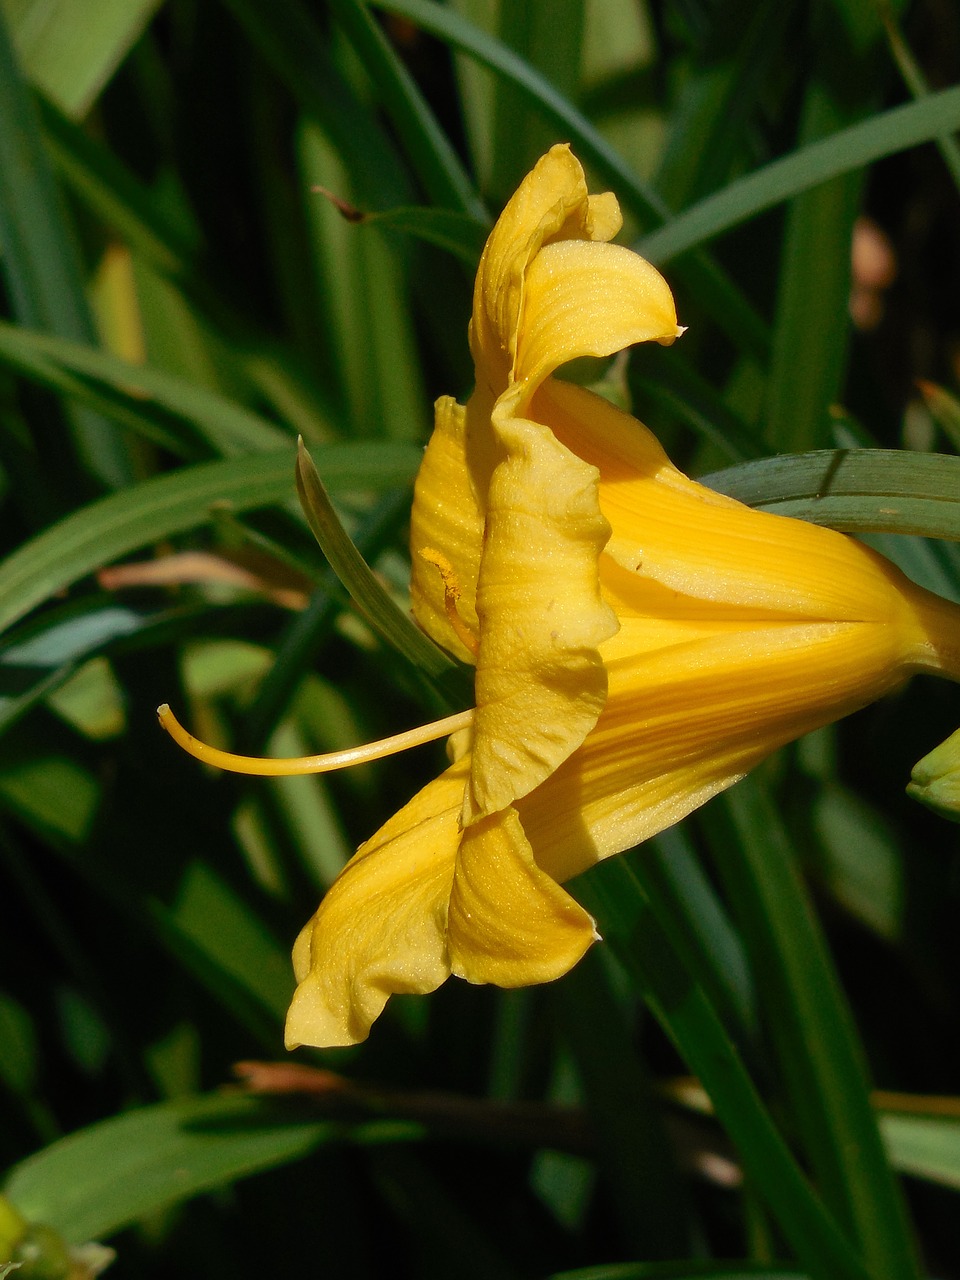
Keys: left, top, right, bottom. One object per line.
{"left": 419, "top": 546, "right": 480, "bottom": 658}
{"left": 157, "top": 703, "right": 474, "bottom": 776}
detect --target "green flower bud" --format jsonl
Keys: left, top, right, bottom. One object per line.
{"left": 0, "top": 1197, "right": 27, "bottom": 1265}
{"left": 907, "top": 727, "right": 960, "bottom": 822}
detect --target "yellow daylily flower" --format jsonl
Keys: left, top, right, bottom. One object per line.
{"left": 160, "top": 145, "right": 960, "bottom": 1048}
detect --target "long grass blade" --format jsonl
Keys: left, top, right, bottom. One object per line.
{"left": 639, "top": 86, "right": 960, "bottom": 264}
{"left": 703, "top": 448, "right": 960, "bottom": 540}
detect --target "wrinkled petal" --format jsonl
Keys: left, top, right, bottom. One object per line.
{"left": 470, "top": 145, "right": 620, "bottom": 394}
{"left": 409, "top": 395, "right": 483, "bottom": 662}
{"left": 467, "top": 408, "right": 617, "bottom": 821}
{"left": 285, "top": 760, "right": 469, "bottom": 1048}
{"left": 448, "top": 804, "right": 598, "bottom": 985}
{"left": 514, "top": 240, "right": 681, "bottom": 399}
{"left": 518, "top": 619, "right": 919, "bottom": 883}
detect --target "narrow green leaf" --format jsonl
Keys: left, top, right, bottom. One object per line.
{"left": 808, "top": 782, "right": 904, "bottom": 942}
{"left": 37, "top": 92, "right": 201, "bottom": 281}
{"left": 327, "top": 0, "right": 485, "bottom": 220}
{"left": 646, "top": 827, "right": 756, "bottom": 1043}
{"left": 373, "top": 0, "right": 668, "bottom": 222}
{"left": 0, "top": 6, "right": 133, "bottom": 489}
{"left": 708, "top": 783, "right": 919, "bottom": 1280}
{"left": 0, "top": 442, "right": 422, "bottom": 638}
{"left": 242, "top": 488, "right": 414, "bottom": 747}
{"left": 703, "top": 448, "right": 960, "bottom": 540}
{"left": 489, "top": 0, "right": 586, "bottom": 194}
{"left": 765, "top": 84, "right": 864, "bottom": 451}
{"left": 655, "top": 0, "right": 797, "bottom": 208}
{"left": 881, "top": 1112, "right": 960, "bottom": 1191}
{"left": 370, "top": 0, "right": 771, "bottom": 359}
{"left": 166, "top": 861, "right": 291, "bottom": 1020}
{"left": 360, "top": 206, "right": 487, "bottom": 264}
{"left": 573, "top": 857, "right": 871, "bottom": 1280}
{"left": 295, "top": 440, "right": 469, "bottom": 698}
{"left": 0, "top": 322, "right": 290, "bottom": 457}
{"left": 3, "top": 1093, "right": 418, "bottom": 1244}
{"left": 220, "top": 0, "right": 413, "bottom": 209}
{"left": 557, "top": 952, "right": 688, "bottom": 1257}
{"left": 0, "top": 599, "right": 177, "bottom": 736}
{"left": 917, "top": 380, "right": 960, "bottom": 453}
{"left": 3, "top": 0, "right": 161, "bottom": 118}
{"left": 880, "top": 5, "right": 960, "bottom": 193}
{"left": 631, "top": 347, "right": 766, "bottom": 463}
{"left": 639, "top": 86, "right": 960, "bottom": 264}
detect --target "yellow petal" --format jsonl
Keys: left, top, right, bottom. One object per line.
{"left": 518, "top": 618, "right": 917, "bottom": 883}
{"left": 467, "top": 408, "right": 618, "bottom": 821}
{"left": 409, "top": 395, "right": 483, "bottom": 662}
{"left": 514, "top": 240, "right": 681, "bottom": 398}
{"left": 538, "top": 378, "right": 924, "bottom": 623}
{"left": 580, "top": 191, "right": 622, "bottom": 243}
{"left": 448, "top": 804, "right": 598, "bottom": 985}
{"left": 470, "top": 144, "right": 608, "bottom": 394}
{"left": 284, "top": 759, "right": 469, "bottom": 1048}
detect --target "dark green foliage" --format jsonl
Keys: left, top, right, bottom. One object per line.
{"left": 1, "top": 1, "right": 960, "bottom": 1277}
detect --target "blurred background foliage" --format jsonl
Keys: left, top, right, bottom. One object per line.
{"left": 1, "top": 0, "right": 960, "bottom": 1277}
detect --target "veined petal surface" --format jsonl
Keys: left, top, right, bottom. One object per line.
{"left": 515, "top": 240, "right": 682, "bottom": 398}
{"left": 519, "top": 618, "right": 924, "bottom": 885}
{"left": 467, "top": 409, "right": 617, "bottom": 821}
{"left": 448, "top": 805, "right": 598, "bottom": 985}
{"left": 285, "top": 760, "right": 468, "bottom": 1048}
{"left": 538, "top": 379, "right": 926, "bottom": 622}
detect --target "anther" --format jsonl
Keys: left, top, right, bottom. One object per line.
{"left": 419, "top": 547, "right": 480, "bottom": 658}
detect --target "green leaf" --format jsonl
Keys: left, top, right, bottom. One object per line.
{"left": 702, "top": 449, "right": 960, "bottom": 540}
{"left": 37, "top": 92, "right": 201, "bottom": 281}
{"left": 807, "top": 782, "right": 904, "bottom": 943}
{"left": 3, "top": 1093, "right": 418, "bottom": 1244}
{"left": 0, "top": 755, "right": 99, "bottom": 843}
{"left": 242, "top": 488, "right": 416, "bottom": 747}
{"left": 326, "top": 0, "right": 485, "bottom": 220}
{"left": 2, "top": 0, "right": 162, "bottom": 118}
{"left": 557, "top": 952, "right": 687, "bottom": 1256}
{"left": 370, "top": 0, "right": 771, "bottom": 358}
{"left": 880, "top": 5, "right": 960, "bottom": 194}
{"left": 165, "top": 861, "right": 291, "bottom": 1020}
{"left": 639, "top": 86, "right": 960, "bottom": 264}
{"left": 0, "top": 322, "right": 291, "bottom": 458}
{"left": 488, "top": 0, "right": 586, "bottom": 194}
{"left": 0, "top": 6, "right": 133, "bottom": 489}
{"left": 573, "top": 857, "right": 872, "bottom": 1280}
{"left": 764, "top": 84, "right": 864, "bottom": 451}
{"left": 917, "top": 381, "right": 960, "bottom": 454}
{"left": 707, "top": 783, "right": 918, "bottom": 1280}
{"left": 654, "top": 0, "right": 796, "bottom": 209}
{"left": 295, "top": 439, "right": 470, "bottom": 699}
{"left": 360, "top": 206, "right": 487, "bottom": 264}
{"left": 221, "top": 0, "right": 413, "bottom": 209}
{"left": 374, "top": 0, "right": 667, "bottom": 223}
{"left": 881, "top": 1112, "right": 960, "bottom": 1192}
{"left": 0, "top": 442, "right": 422, "bottom": 638}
